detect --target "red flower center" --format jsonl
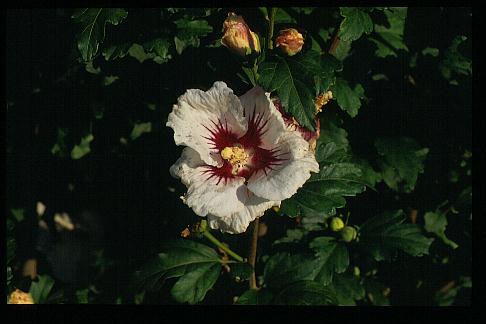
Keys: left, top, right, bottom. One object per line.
{"left": 202, "top": 109, "right": 287, "bottom": 185}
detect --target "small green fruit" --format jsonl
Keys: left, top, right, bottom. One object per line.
{"left": 329, "top": 217, "right": 345, "bottom": 232}
{"left": 341, "top": 226, "right": 357, "bottom": 242}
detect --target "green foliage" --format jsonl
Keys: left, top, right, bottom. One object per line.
{"left": 7, "top": 218, "right": 16, "bottom": 265}
{"left": 424, "top": 211, "right": 458, "bottom": 249}
{"left": 71, "top": 134, "right": 94, "bottom": 159}
{"left": 130, "top": 122, "right": 152, "bottom": 140}
{"left": 422, "top": 47, "right": 439, "bottom": 57}
{"left": 370, "top": 7, "right": 408, "bottom": 58}
{"left": 338, "top": 7, "right": 373, "bottom": 42}
{"left": 263, "top": 252, "right": 316, "bottom": 290}
{"left": 281, "top": 120, "right": 370, "bottom": 222}
{"left": 374, "top": 137, "right": 429, "bottom": 193}
{"left": 29, "top": 275, "right": 63, "bottom": 304}
{"left": 133, "top": 239, "right": 223, "bottom": 304}
{"left": 439, "top": 36, "right": 472, "bottom": 83}
{"left": 310, "top": 237, "right": 349, "bottom": 285}
{"left": 332, "top": 78, "right": 365, "bottom": 117}
{"left": 51, "top": 128, "right": 69, "bottom": 158}
{"left": 326, "top": 273, "right": 365, "bottom": 306}
{"left": 258, "top": 51, "right": 342, "bottom": 131}
{"left": 235, "top": 289, "right": 273, "bottom": 305}
{"left": 272, "top": 280, "right": 337, "bottom": 305}
{"left": 174, "top": 18, "right": 213, "bottom": 54}
{"left": 72, "top": 8, "right": 128, "bottom": 61}
{"left": 435, "top": 276, "right": 471, "bottom": 306}
{"left": 359, "top": 210, "right": 434, "bottom": 261}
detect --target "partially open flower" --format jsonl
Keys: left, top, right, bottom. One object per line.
{"left": 167, "top": 82, "right": 319, "bottom": 234}
{"left": 222, "top": 12, "right": 260, "bottom": 57}
{"left": 275, "top": 28, "right": 304, "bottom": 56}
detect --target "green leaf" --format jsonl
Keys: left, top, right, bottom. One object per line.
{"left": 11, "top": 208, "right": 25, "bottom": 222}
{"left": 359, "top": 210, "right": 434, "bottom": 261}
{"left": 75, "top": 288, "right": 89, "bottom": 304}
{"left": 143, "top": 38, "right": 172, "bottom": 63}
{"left": 333, "top": 39, "right": 352, "bottom": 61}
{"left": 29, "top": 275, "right": 55, "bottom": 304}
{"left": 274, "top": 228, "right": 306, "bottom": 244}
{"left": 309, "top": 237, "right": 349, "bottom": 285}
{"left": 102, "top": 42, "right": 132, "bottom": 60}
{"left": 273, "top": 280, "right": 338, "bottom": 305}
{"left": 174, "top": 19, "right": 213, "bottom": 54}
{"left": 128, "top": 44, "right": 156, "bottom": 63}
{"left": 85, "top": 61, "right": 101, "bottom": 74}
{"left": 72, "top": 8, "right": 128, "bottom": 61}
{"left": 263, "top": 252, "right": 317, "bottom": 290}
{"left": 7, "top": 219, "right": 16, "bottom": 264}
{"left": 170, "top": 262, "right": 220, "bottom": 304}
{"left": 273, "top": 8, "right": 297, "bottom": 24}
{"left": 374, "top": 137, "right": 429, "bottom": 193}
{"left": 339, "top": 7, "right": 373, "bottom": 42}
{"left": 370, "top": 7, "right": 408, "bottom": 58}
{"left": 130, "top": 122, "right": 152, "bottom": 140}
{"left": 258, "top": 51, "right": 342, "bottom": 131}
{"left": 332, "top": 78, "right": 365, "bottom": 118}
{"left": 280, "top": 120, "right": 369, "bottom": 221}
{"left": 71, "top": 134, "right": 94, "bottom": 159}
{"left": 326, "top": 273, "right": 365, "bottom": 306}
{"left": 51, "top": 128, "right": 69, "bottom": 158}
{"left": 133, "top": 239, "right": 221, "bottom": 304}
{"left": 235, "top": 289, "right": 273, "bottom": 305}
{"left": 439, "top": 36, "right": 471, "bottom": 82}
{"left": 422, "top": 47, "right": 439, "bottom": 57}
{"left": 424, "top": 211, "right": 458, "bottom": 249}
{"left": 102, "top": 75, "right": 119, "bottom": 86}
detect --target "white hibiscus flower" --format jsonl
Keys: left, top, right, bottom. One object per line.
{"left": 167, "top": 82, "right": 319, "bottom": 234}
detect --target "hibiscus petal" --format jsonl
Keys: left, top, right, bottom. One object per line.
{"left": 167, "top": 82, "right": 247, "bottom": 166}
{"left": 247, "top": 131, "right": 319, "bottom": 201}
{"left": 170, "top": 147, "right": 279, "bottom": 234}
{"left": 238, "top": 86, "right": 287, "bottom": 149}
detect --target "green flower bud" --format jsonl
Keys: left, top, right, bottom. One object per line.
{"left": 329, "top": 217, "right": 345, "bottom": 232}
{"left": 341, "top": 226, "right": 357, "bottom": 242}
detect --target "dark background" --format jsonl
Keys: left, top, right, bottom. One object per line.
{"left": 6, "top": 7, "right": 471, "bottom": 304}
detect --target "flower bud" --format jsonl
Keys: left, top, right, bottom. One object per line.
{"left": 341, "top": 226, "right": 357, "bottom": 242}
{"left": 329, "top": 217, "right": 345, "bottom": 232}
{"left": 222, "top": 12, "right": 261, "bottom": 56}
{"left": 275, "top": 28, "right": 304, "bottom": 56}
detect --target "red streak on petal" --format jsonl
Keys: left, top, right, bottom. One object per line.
{"left": 200, "top": 110, "right": 289, "bottom": 185}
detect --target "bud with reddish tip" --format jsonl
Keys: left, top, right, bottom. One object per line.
{"left": 275, "top": 28, "right": 304, "bottom": 56}
{"left": 222, "top": 12, "right": 261, "bottom": 56}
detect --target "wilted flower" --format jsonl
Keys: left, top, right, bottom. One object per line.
{"left": 167, "top": 82, "right": 319, "bottom": 234}
{"left": 222, "top": 12, "right": 261, "bottom": 56}
{"left": 315, "top": 91, "right": 333, "bottom": 113}
{"left": 275, "top": 28, "right": 304, "bottom": 56}
{"left": 8, "top": 289, "right": 34, "bottom": 304}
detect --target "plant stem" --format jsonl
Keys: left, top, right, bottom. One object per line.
{"left": 248, "top": 217, "right": 260, "bottom": 290}
{"left": 202, "top": 230, "right": 244, "bottom": 262}
{"left": 267, "top": 8, "right": 278, "bottom": 50}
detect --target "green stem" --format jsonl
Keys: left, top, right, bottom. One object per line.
{"left": 267, "top": 8, "right": 278, "bottom": 50}
{"left": 202, "top": 230, "right": 245, "bottom": 262}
